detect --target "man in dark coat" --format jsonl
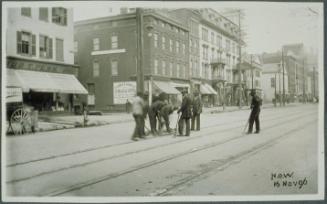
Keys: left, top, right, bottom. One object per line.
{"left": 191, "top": 92, "right": 202, "bottom": 131}
{"left": 148, "top": 99, "right": 166, "bottom": 135}
{"left": 178, "top": 90, "right": 192, "bottom": 136}
{"left": 159, "top": 103, "right": 176, "bottom": 133}
{"left": 247, "top": 90, "right": 262, "bottom": 134}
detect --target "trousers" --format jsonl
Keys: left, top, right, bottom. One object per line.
{"left": 191, "top": 113, "right": 200, "bottom": 131}
{"left": 248, "top": 109, "right": 260, "bottom": 133}
{"left": 178, "top": 117, "right": 190, "bottom": 136}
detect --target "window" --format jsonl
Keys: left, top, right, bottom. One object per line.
{"left": 111, "top": 35, "right": 118, "bottom": 49}
{"left": 182, "top": 43, "right": 186, "bottom": 55}
{"left": 202, "top": 45, "right": 208, "bottom": 60}
{"left": 21, "top": 7, "right": 31, "bottom": 17}
{"left": 271, "top": 78, "right": 275, "bottom": 88}
{"left": 226, "top": 40, "right": 230, "bottom": 52}
{"left": 93, "top": 61, "right": 100, "bottom": 77}
{"left": 169, "top": 39, "right": 173, "bottom": 52}
{"left": 17, "top": 31, "right": 36, "bottom": 56}
{"left": 87, "top": 83, "right": 95, "bottom": 105}
{"left": 111, "top": 60, "right": 118, "bottom": 76}
{"left": 255, "top": 80, "right": 260, "bottom": 87}
{"left": 93, "top": 38, "right": 99, "bottom": 50}
{"left": 256, "top": 71, "right": 260, "bottom": 77}
{"left": 39, "top": 35, "right": 53, "bottom": 59}
{"left": 217, "top": 35, "right": 222, "bottom": 48}
{"left": 162, "top": 36, "right": 166, "bottom": 50}
{"left": 162, "top": 61, "right": 166, "bottom": 76}
{"left": 154, "top": 34, "right": 158, "bottom": 48}
{"left": 176, "top": 41, "right": 179, "bottom": 53}
{"left": 202, "top": 28, "right": 208, "bottom": 41}
{"left": 161, "top": 21, "right": 165, "bottom": 28}
{"left": 52, "top": 7, "right": 67, "bottom": 26}
{"left": 74, "top": 41, "right": 78, "bottom": 52}
{"left": 169, "top": 62, "right": 173, "bottom": 77}
{"left": 211, "top": 32, "right": 214, "bottom": 44}
{"left": 176, "top": 64, "right": 180, "bottom": 78}
{"left": 190, "top": 39, "right": 193, "bottom": 53}
{"left": 211, "top": 48, "right": 215, "bottom": 60}
{"left": 55, "top": 38, "right": 64, "bottom": 61}
{"left": 154, "top": 59, "right": 158, "bottom": 75}
{"left": 39, "top": 8, "right": 48, "bottom": 21}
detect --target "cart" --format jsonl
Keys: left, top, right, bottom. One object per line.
{"left": 6, "top": 87, "right": 33, "bottom": 135}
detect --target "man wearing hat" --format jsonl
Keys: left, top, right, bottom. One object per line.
{"left": 177, "top": 90, "right": 192, "bottom": 136}
{"left": 191, "top": 91, "right": 202, "bottom": 131}
{"left": 247, "top": 89, "right": 262, "bottom": 134}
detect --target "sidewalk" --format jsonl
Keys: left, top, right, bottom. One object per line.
{"left": 26, "top": 102, "right": 304, "bottom": 133}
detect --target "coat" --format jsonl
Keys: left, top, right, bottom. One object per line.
{"left": 178, "top": 94, "right": 192, "bottom": 119}
{"left": 192, "top": 95, "right": 202, "bottom": 115}
{"left": 250, "top": 95, "right": 262, "bottom": 112}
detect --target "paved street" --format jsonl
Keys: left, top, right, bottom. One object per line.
{"left": 5, "top": 104, "right": 318, "bottom": 197}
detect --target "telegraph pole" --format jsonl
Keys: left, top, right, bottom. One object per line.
{"left": 302, "top": 59, "right": 306, "bottom": 103}
{"left": 279, "top": 69, "right": 281, "bottom": 106}
{"left": 251, "top": 54, "right": 253, "bottom": 89}
{"left": 313, "top": 66, "right": 316, "bottom": 100}
{"left": 136, "top": 8, "right": 144, "bottom": 94}
{"left": 282, "top": 47, "right": 285, "bottom": 106}
{"left": 274, "top": 72, "right": 277, "bottom": 107}
{"left": 238, "top": 10, "right": 242, "bottom": 109}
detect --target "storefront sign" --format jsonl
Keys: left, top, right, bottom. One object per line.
{"left": 113, "top": 81, "right": 136, "bottom": 104}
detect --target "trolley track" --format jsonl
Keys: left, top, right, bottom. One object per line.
{"left": 6, "top": 108, "right": 305, "bottom": 168}
{"left": 21, "top": 111, "right": 316, "bottom": 196}
{"left": 6, "top": 110, "right": 314, "bottom": 185}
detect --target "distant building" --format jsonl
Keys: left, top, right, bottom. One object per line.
{"left": 261, "top": 63, "right": 289, "bottom": 103}
{"left": 6, "top": 7, "right": 87, "bottom": 112}
{"left": 74, "top": 10, "right": 189, "bottom": 111}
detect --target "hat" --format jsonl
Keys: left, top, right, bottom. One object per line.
{"left": 250, "top": 90, "right": 256, "bottom": 96}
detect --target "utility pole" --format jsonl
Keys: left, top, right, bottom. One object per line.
{"left": 136, "top": 8, "right": 144, "bottom": 95}
{"left": 274, "top": 72, "right": 277, "bottom": 107}
{"left": 282, "top": 47, "right": 285, "bottom": 106}
{"left": 313, "top": 66, "right": 316, "bottom": 100}
{"left": 302, "top": 59, "right": 306, "bottom": 104}
{"left": 251, "top": 54, "right": 253, "bottom": 89}
{"left": 238, "top": 10, "right": 242, "bottom": 109}
{"left": 279, "top": 68, "right": 281, "bottom": 106}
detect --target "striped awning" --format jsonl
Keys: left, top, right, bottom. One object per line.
{"left": 6, "top": 69, "right": 88, "bottom": 94}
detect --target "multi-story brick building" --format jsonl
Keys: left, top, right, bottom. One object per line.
{"left": 74, "top": 9, "right": 189, "bottom": 111}
{"left": 6, "top": 7, "right": 87, "bottom": 112}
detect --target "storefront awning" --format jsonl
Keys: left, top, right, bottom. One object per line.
{"left": 153, "top": 81, "right": 181, "bottom": 95}
{"left": 7, "top": 69, "right": 88, "bottom": 94}
{"left": 200, "top": 83, "right": 217, "bottom": 95}
{"left": 205, "top": 83, "right": 218, "bottom": 95}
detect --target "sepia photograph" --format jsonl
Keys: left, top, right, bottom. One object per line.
{"left": 1, "top": 0, "right": 325, "bottom": 202}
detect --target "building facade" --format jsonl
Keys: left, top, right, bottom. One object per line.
{"left": 6, "top": 7, "right": 87, "bottom": 113}
{"left": 74, "top": 10, "right": 190, "bottom": 111}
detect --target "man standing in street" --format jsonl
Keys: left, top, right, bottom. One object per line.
{"left": 131, "top": 92, "right": 145, "bottom": 141}
{"left": 178, "top": 90, "right": 192, "bottom": 136}
{"left": 191, "top": 92, "right": 202, "bottom": 131}
{"left": 148, "top": 98, "right": 166, "bottom": 136}
{"left": 247, "top": 90, "right": 262, "bottom": 134}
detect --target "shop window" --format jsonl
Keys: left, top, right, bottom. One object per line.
{"left": 39, "top": 35, "right": 53, "bottom": 59}
{"left": 21, "top": 7, "right": 31, "bottom": 17}
{"left": 52, "top": 7, "right": 67, "bottom": 26}
{"left": 111, "top": 60, "right": 118, "bottom": 76}
{"left": 17, "top": 31, "right": 36, "bottom": 56}
{"left": 56, "top": 38, "right": 64, "bottom": 61}
{"left": 39, "top": 8, "right": 48, "bottom": 21}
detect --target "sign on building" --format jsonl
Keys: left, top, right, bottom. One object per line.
{"left": 113, "top": 81, "right": 136, "bottom": 104}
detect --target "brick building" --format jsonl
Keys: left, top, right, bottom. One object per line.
{"left": 74, "top": 9, "right": 190, "bottom": 111}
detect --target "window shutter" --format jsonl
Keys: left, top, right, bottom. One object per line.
{"left": 17, "top": 31, "right": 22, "bottom": 54}
{"left": 32, "top": 34, "right": 36, "bottom": 56}
{"left": 49, "top": 38, "right": 53, "bottom": 58}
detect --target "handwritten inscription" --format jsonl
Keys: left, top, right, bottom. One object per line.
{"left": 271, "top": 172, "right": 308, "bottom": 189}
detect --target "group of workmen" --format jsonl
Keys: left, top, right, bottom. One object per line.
{"left": 131, "top": 89, "right": 262, "bottom": 141}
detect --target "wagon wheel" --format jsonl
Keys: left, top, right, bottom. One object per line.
{"left": 10, "top": 108, "right": 31, "bottom": 135}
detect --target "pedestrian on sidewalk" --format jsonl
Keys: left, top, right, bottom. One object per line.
{"left": 191, "top": 92, "right": 202, "bottom": 131}
{"left": 131, "top": 92, "right": 145, "bottom": 141}
{"left": 247, "top": 90, "right": 262, "bottom": 134}
{"left": 178, "top": 90, "right": 192, "bottom": 136}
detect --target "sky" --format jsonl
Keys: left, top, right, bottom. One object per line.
{"left": 72, "top": 1, "right": 323, "bottom": 54}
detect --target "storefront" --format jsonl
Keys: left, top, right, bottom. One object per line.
{"left": 6, "top": 69, "right": 88, "bottom": 113}
{"left": 200, "top": 83, "right": 217, "bottom": 107}
{"left": 144, "top": 80, "right": 181, "bottom": 106}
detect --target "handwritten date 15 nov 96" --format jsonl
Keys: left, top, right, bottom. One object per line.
{"left": 271, "top": 172, "right": 308, "bottom": 189}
